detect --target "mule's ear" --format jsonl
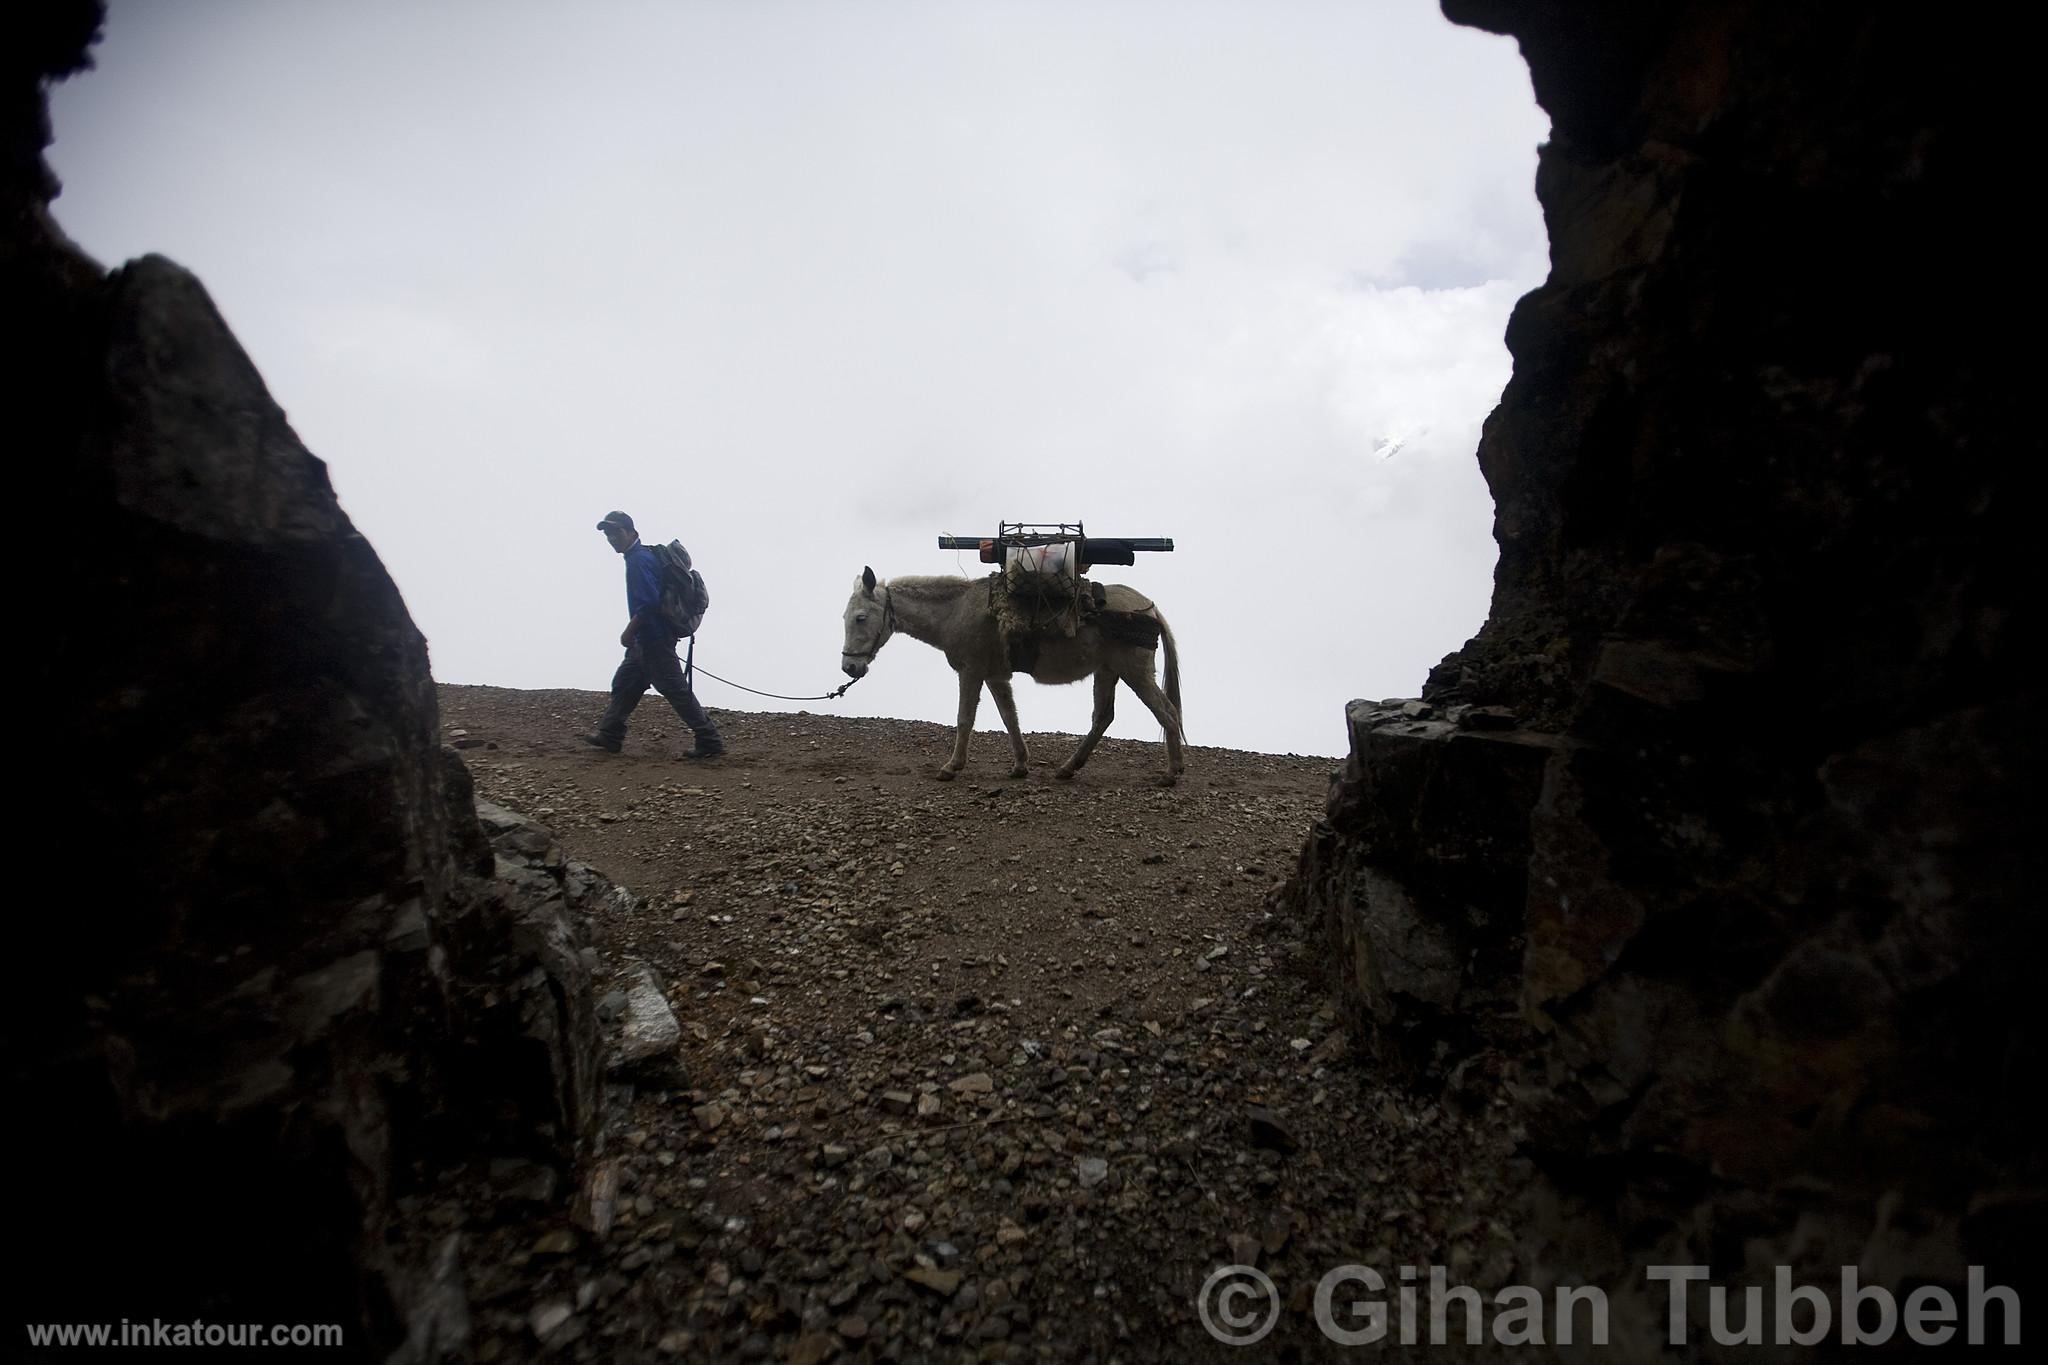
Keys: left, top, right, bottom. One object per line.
{"left": 862, "top": 566, "right": 877, "bottom": 595}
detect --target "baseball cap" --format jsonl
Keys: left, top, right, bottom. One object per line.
{"left": 596, "top": 510, "right": 635, "bottom": 533}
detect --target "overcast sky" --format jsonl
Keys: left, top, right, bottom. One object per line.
{"left": 49, "top": 0, "right": 1547, "bottom": 759}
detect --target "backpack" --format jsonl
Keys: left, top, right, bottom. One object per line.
{"left": 652, "top": 540, "right": 710, "bottom": 636}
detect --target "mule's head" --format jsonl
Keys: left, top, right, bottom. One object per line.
{"left": 841, "top": 566, "right": 893, "bottom": 678}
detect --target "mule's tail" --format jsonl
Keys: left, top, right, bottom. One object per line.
{"left": 1157, "top": 611, "right": 1185, "bottom": 743}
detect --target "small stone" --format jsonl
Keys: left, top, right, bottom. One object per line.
{"left": 880, "top": 1089, "right": 915, "bottom": 1114}
{"left": 948, "top": 1072, "right": 995, "bottom": 1094}
{"left": 836, "top": 1315, "right": 868, "bottom": 1340}
{"left": 1077, "top": 1157, "right": 1109, "bottom": 1188}
{"left": 904, "top": 1266, "right": 962, "bottom": 1296}
{"left": 692, "top": 1101, "right": 727, "bottom": 1131}
{"left": 576, "top": 1161, "right": 618, "bottom": 1237}
{"left": 788, "top": 1332, "right": 839, "bottom": 1365}
{"left": 531, "top": 1229, "right": 576, "bottom": 1256}
{"left": 530, "top": 1301, "right": 573, "bottom": 1340}
{"left": 608, "top": 966, "right": 683, "bottom": 1073}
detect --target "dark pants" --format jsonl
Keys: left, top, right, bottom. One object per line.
{"left": 597, "top": 631, "right": 722, "bottom": 750}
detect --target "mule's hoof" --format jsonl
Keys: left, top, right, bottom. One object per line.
{"left": 1007, "top": 766, "right": 1029, "bottom": 779}
{"left": 1053, "top": 767, "right": 1076, "bottom": 781}
{"left": 1154, "top": 773, "right": 1179, "bottom": 788}
{"left": 934, "top": 768, "right": 958, "bottom": 782}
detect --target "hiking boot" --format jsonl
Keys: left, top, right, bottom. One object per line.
{"left": 580, "top": 733, "right": 621, "bottom": 754}
{"left": 685, "top": 741, "right": 727, "bottom": 759}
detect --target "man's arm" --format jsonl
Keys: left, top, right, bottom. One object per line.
{"left": 622, "top": 549, "right": 663, "bottom": 645}
{"left": 621, "top": 606, "right": 662, "bottom": 647}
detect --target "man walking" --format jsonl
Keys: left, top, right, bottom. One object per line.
{"left": 584, "top": 510, "right": 726, "bottom": 757}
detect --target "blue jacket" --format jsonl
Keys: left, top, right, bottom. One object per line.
{"left": 623, "top": 542, "right": 665, "bottom": 630}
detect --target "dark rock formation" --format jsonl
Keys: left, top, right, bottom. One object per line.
{"left": 1292, "top": 699, "right": 1556, "bottom": 1088}
{"left": 1291, "top": 0, "right": 2038, "bottom": 1348}
{"left": 8, "top": 6, "right": 606, "bottom": 1356}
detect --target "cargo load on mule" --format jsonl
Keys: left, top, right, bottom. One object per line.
{"left": 936, "top": 522, "right": 1174, "bottom": 670}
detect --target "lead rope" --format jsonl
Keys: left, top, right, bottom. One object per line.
{"left": 689, "top": 662, "right": 862, "bottom": 702}
{"left": 685, "top": 585, "right": 885, "bottom": 704}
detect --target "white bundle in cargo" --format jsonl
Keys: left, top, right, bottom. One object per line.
{"left": 1003, "top": 541, "right": 1076, "bottom": 579}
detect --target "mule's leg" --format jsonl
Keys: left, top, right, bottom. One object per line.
{"left": 1125, "top": 667, "right": 1185, "bottom": 786}
{"left": 986, "top": 676, "right": 1030, "bottom": 778}
{"left": 1055, "top": 670, "right": 1119, "bottom": 780}
{"left": 937, "top": 670, "right": 981, "bottom": 781}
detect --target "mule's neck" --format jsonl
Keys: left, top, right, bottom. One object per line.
{"left": 883, "top": 575, "right": 978, "bottom": 649}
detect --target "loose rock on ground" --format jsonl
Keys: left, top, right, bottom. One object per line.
{"left": 416, "top": 685, "right": 1522, "bottom": 1362}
